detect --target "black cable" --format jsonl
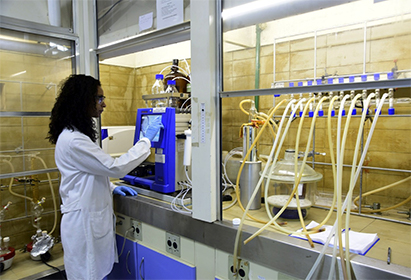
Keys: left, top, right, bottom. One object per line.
{"left": 40, "top": 253, "right": 67, "bottom": 280}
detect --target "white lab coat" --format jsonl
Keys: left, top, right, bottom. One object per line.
{"left": 55, "top": 128, "right": 150, "bottom": 280}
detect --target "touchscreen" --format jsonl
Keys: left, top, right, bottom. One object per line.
{"left": 140, "top": 115, "right": 162, "bottom": 142}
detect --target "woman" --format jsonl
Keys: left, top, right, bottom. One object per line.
{"left": 47, "top": 74, "right": 162, "bottom": 280}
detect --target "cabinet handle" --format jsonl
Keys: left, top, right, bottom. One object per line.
{"left": 139, "top": 257, "right": 145, "bottom": 280}
{"left": 126, "top": 251, "right": 131, "bottom": 275}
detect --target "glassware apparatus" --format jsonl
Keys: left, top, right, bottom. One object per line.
{"left": 261, "top": 149, "right": 323, "bottom": 219}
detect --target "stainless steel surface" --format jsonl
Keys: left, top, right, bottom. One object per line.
{"left": 239, "top": 161, "right": 261, "bottom": 210}
{"left": 312, "top": 160, "right": 411, "bottom": 174}
{"left": 220, "top": 78, "right": 411, "bottom": 98}
{"left": 0, "top": 168, "right": 59, "bottom": 179}
{"left": 114, "top": 195, "right": 411, "bottom": 279}
{"left": 313, "top": 205, "right": 411, "bottom": 226}
{"left": 20, "top": 265, "right": 65, "bottom": 280}
{"left": 0, "top": 111, "right": 51, "bottom": 117}
{"left": 242, "top": 126, "right": 257, "bottom": 162}
{"left": 0, "top": 15, "right": 76, "bottom": 40}
{"left": 115, "top": 182, "right": 191, "bottom": 205}
{"left": 142, "top": 92, "right": 190, "bottom": 100}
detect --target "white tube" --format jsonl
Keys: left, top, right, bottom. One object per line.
{"left": 263, "top": 98, "right": 302, "bottom": 220}
{"left": 48, "top": 0, "right": 61, "bottom": 27}
{"left": 232, "top": 98, "right": 290, "bottom": 274}
{"left": 184, "top": 129, "right": 192, "bottom": 166}
{"left": 306, "top": 93, "right": 389, "bottom": 280}
{"left": 334, "top": 93, "right": 361, "bottom": 280}
{"left": 344, "top": 92, "right": 375, "bottom": 278}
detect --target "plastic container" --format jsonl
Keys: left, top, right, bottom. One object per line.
{"left": 165, "top": 80, "right": 179, "bottom": 108}
{"left": 261, "top": 150, "right": 323, "bottom": 219}
{"left": 152, "top": 74, "right": 164, "bottom": 95}
{"left": 0, "top": 237, "right": 15, "bottom": 271}
{"left": 152, "top": 74, "right": 164, "bottom": 107}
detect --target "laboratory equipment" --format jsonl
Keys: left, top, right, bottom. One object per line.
{"left": 240, "top": 124, "right": 261, "bottom": 210}
{"left": 27, "top": 229, "right": 54, "bottom": 261}
{"left": 0, "top": 202, "right": 15, "bottom": 272}
{"left": 163, "top": 59, "right": 189, "bottom": 93}
{"left": 165, "top": 80, "right": 179, "bottom": 107}
{"left": 151, "top": 74, "right": 165, "bottom": 107}
{"left": 121, "top": 107, "right": 191, "bottom": 194}
{"left": 262, "top": 150, "right": 323, "bottom": 219}
{"left": 101, "top": 126, "right": 135, "bottom": 156}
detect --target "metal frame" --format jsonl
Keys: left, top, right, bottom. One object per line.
{"left": 220, "top": 78, "right": 411, "bottom": 98}
{"left": 0, "top": 15, "right": 77, "bottom": 40}
{"left": 95, "top": 21, "right": 190, "bottom": 60}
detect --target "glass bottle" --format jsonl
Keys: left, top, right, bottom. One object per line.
{"left": 163, "top": 59, "right": 188, "bottom": 93}
{"left": 1, "top": 236, "right": 10, "bottom": 254}
{"left": 152, "top": 74, "right": 164, "bottom": 108}
{"left": 152, "top": 74, "right": 164, "bottom": 95}
{"left": 165, "top": 80, "right": 178, "bottom": 108}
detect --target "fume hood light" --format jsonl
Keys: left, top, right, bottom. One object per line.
{"left": 10, "top": 71, "right": 26, "bottom": 77}
{"left": 222, "top": 0, "right": 289, "bottom": 21}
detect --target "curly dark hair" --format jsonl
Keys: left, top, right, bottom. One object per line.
{"left": 47, "top": 74, "right": 101, "bottom": 144}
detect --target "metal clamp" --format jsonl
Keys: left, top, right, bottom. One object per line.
{"left": 397, "top": 209, "right": 411, "bottom": 220}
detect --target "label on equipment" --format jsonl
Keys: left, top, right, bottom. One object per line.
{"left": 200, "top": 103, "right": 206, "bottom": 143}
{"left": 153, "top": 107, "right": 166, "bottom": 113}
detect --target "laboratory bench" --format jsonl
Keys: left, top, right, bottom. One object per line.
{"left": 113, "top": 192, "right": 411, "bottom": 279}
{"left": 2, "top": 192, "right": 409, "bottom": 280}
{"left": 1, "top": 242, "right": 65, "bottom": 280}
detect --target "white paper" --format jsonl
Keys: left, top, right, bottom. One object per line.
{"left": 156, "top": 0, "right": 184, "bottom": 30}
{"left": 139, "top": 12, "right": 153, "bottom": 32}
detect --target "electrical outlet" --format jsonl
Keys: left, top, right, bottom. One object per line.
{"left": 165, "top": 232, "right": 180, "bottom": 257}
{"left": 115, "top": 214, "right": 129, "bottom": 235}
{"left": 228, "top": 255, "right": 249, "bottom": 280}
{"left": 129, "top": 219, "right": 142, "bottom": 241}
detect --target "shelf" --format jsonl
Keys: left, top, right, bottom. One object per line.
{"left": 220, "top": 78, "right": 411, "bottom": 98}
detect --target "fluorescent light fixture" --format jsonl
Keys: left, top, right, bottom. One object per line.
{"left": 10, "top": 71, "right": 26, "bottom": 77}
{"left": 222, "top": 0, "right": 289, "bottom": 21}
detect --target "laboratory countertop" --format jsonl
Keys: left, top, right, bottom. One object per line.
{"left": 3, "top": 194, "right": 409, "bottom": 279}
{"left": 223, "top": 203, "right": 411, "bottom": 269}
{"left": 0, "top": 242, "right": 65, "bottom": 280}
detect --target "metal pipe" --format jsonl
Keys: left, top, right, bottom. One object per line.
{"left": 48, "top": 0, "right": 61, "bottom": 27}
{"left": 0, "top": 209, "right": 61, "bottom": 224}
{"left": 254, "top": 24, "right": 262, "bottom": 110}
{"left": 311, "top": 161, "right": 411, "bottom": 174}
{"left": 0, "top": 168, "right": 59, "bottom": 180}
{"left": 313, "top": 205, "right": 411, "bottom": 226}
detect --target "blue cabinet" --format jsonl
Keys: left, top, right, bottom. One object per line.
{"left": 108, "top": 235, "right": 196, "bottom": 279}
{"left": 137, "top": 243, "right": 196, "bottom": 280}
{"left": 107, "top": 234, "right": 138, "bottom": 279}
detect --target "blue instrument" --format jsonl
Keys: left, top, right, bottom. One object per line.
{"left": 121, "top": 107, "right": 177, "bottom": 193}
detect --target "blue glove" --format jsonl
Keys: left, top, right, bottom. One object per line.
{"left": 113, "top": 186, "right": 138, "bottom": 196}
{"left": 144, "top": 116, "right": 164, "bottom": 141}
{"left": 141, "top": 117, "right": 149, "bottom": 135}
